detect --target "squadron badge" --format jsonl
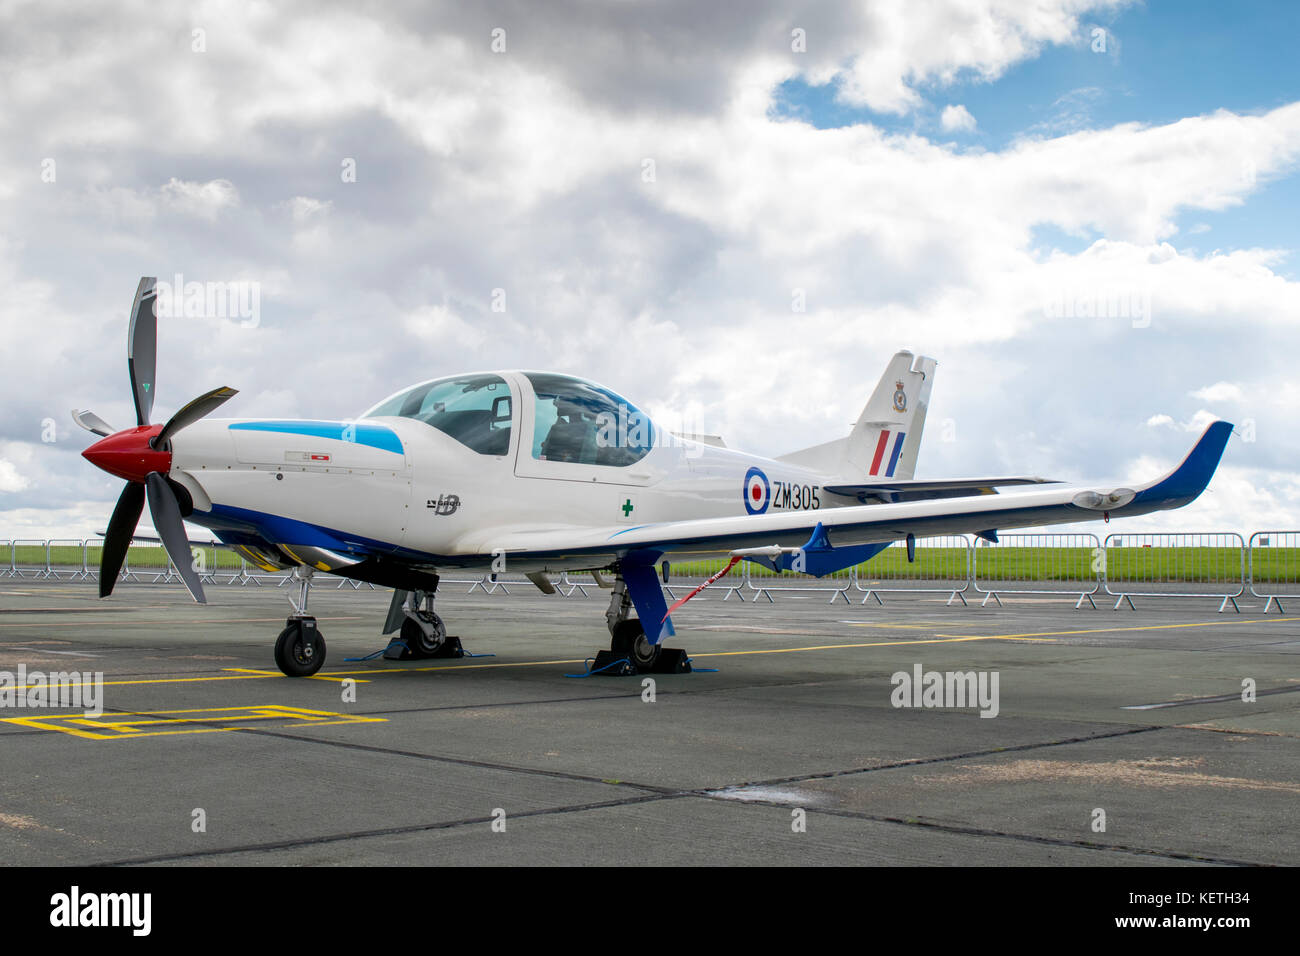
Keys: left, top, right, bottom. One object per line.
{"left": 892, "top": 380, "right": 907, "bottom": 413}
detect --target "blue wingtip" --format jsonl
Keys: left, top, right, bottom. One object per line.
{"left": 1132, "top": 420, "right": 1234, "bottom": 507}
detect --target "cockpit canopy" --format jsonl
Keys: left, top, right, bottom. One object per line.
{"left": 364, "top": 373, "right": 512, "bottom": 456}
{"left": 363, "top": 371, "right": 654, "bottom": 467}
{"left": 526, "top": 373, "right": 654, "bottom": 467}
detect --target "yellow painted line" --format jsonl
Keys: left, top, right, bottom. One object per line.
{"left": 1, "top": 704, "right": 385, "bottom": 740}
{"left": 0, "top": 635, "right": 1068, "bottom": 692}
{"left": 690, "top": 635, "right": 1056, "bottom": 658}
{"left": 839, "top": 621, "right": 981, "bottom": 630}
{"left": 17, "top": 618, "right": 1280, "bottom": 692}
{"left": 0, "top": 615, "right": 367, "bottom": 629}
{"left": 4, "top": 673, "right": 282, "bottom": 691}
{"left": 931, "top": 617, "right": 1299, "bottom": 641}
{"left": 260, "top": 658, "right": 598, "bottom": 677}
{"left": 224, "top": 668, "right": 371, "bottom": 684}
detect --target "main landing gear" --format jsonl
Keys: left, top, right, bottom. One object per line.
{"left": 274, "top": 566, "right": 326, "bottom": 677}
{"left": 393, "top": 587, "right": 463, "bottom": 660}
{"left": 595, "top": 574, "right": 691, "bottom": 675}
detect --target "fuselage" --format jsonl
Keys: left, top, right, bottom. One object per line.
{"left": 170, "top": 370, "right": 853, "bottom": 574}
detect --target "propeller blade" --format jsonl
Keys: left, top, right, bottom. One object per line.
{"left": 100, "top": 481, "right": 145, "bottom": 598}
{"left": 145, "top": 472, "right": 206, "bottom": 604}
{"left": 71, "top": 409, "right": 116, "bottom": 438}
{"left": 154, "top": 386, "right": 239, "bottom": 448}
{"left": 127, "top": 277, "right": 158, "bottom": 427}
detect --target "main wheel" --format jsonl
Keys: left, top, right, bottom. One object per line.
{"left": 274, "top": 620, "right": 326, "bottom": 677}
{"left": 401, "top": 613, "right": 446, "bottom": 658}
{"left": 610, "top": 619, "right": 659, "bottom": 670}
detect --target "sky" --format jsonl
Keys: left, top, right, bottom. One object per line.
{"left": 1, "top": 0, "right": 1297, "bottom": 541}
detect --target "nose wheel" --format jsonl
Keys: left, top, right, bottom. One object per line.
{"left": 274, "top": 617, "right": 326, "bottom": 677}
{"left": 275, "top": 565, "right": 326, "bottom": 676}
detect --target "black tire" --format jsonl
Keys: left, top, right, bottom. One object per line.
{"left": 401, "top": 613, "right": 446, "bottom": 658}
{"left": 274, "top": 620, "right": 326, "bottom": 677}
{"left": 610, "top": 619, "right": 659, "bottom": 670}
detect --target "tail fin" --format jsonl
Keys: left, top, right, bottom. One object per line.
{"left": 846, "top": 351, "right": 935, "bottom": 479}
{"left": 777, "top": 350, "right": 937, "bottom": 479}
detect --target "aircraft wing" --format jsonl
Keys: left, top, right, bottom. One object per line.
{"left": 823, "top": 476, "right": 1059, "bottom": 502}
{"left": 457, "top": 421, "right": 1233, "bottom": 565}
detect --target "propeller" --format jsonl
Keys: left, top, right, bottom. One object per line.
{"left": 73, "top": 277, "right": 239, "bottom": 603}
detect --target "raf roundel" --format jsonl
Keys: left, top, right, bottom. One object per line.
{"left": 743, "top": 466, "right": 770, "bottom": 515}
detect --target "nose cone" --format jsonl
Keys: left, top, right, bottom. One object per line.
{"left": 83, "top": 424, "right": 172, "bottom": 483}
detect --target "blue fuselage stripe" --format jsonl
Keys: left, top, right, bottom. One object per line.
{"left": 229, "top": 420, "right": 404, "bottom": 455}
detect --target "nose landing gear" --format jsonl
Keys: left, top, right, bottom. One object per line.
{"left": 274, "top": 566, "right": 325, "bottom": 677}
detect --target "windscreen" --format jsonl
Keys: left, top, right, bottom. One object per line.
{"left": 364, "top": 374, "right": 512, "bottom": 456}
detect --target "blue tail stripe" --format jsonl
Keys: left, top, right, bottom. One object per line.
{"left": 885, "top": 431, "right": 906, "bottom": 477}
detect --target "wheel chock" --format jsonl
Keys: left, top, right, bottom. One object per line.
{"left": 589, "top": 650, "right": 637, "bottom": 675}
{"left": 383, "top": 635, "right": 464, "bottom": 660}
{"left": 650, "top": 648, "right": 692, "bottom": 674}
{"left": 585, "top": 648, "right": 692, "bottom": 675}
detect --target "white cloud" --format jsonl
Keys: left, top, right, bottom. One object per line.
{"left": 0, "top": 458, "right": 30, "bottom": 493}
{"left": 160, "top": 178, "right": 239, "bottom": 219}
{"left": 283, "top": 196, "right": 332, "bottom": 224}
{"left": 834, "top": 0, "right": 1132, "bottom": 114}
{"left": 940, "top": 104, "right": 977, "bottom": 133}
{"left": 1191, "top": 382, "right": 1244, "bottom": 403}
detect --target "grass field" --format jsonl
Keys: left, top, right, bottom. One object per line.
{"left": 4, "top": 542, "right": 1298, "bottom": 584}
{"left": 7, "top": 543, "right": 244, "bottom": 573}
{"left": 670, "top": 546, "right": 1297, "bottom": 584}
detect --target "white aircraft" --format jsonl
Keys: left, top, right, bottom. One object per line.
{"left": 74, "top": 278, "right": 1233, "bottom": 676}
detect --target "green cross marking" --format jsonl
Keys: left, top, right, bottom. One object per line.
{"left": 621, "top": 499, "right": 634, "bottom": 517}
{"left": 142, "top": 383, "right": 150, "bottom": 392}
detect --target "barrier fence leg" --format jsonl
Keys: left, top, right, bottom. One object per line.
{"left": 561, "top": 573, "right": 589, "bottom": 598}
{"left": 1263, "top": 596, "right": 1283, "bottom": 614}
{"left": 860, "top": 590, "right": 883, "bottom": 606}
{"left": 1075, "top": 592, "right": 1097, "bottom": 610}
{"left": 980, "top": 591, "right": 1002, "bottom": 608}
{"left": 1114, "top": 594, "right": 1136, "bottom": 611}
{"left": 1218, "top": 595, "right": 1240, "bottom": 614}
{"left": 946, "top": 590, "right": 967, "bottom": 607}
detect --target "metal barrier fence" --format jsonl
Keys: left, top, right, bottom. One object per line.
{"left": 855, "top": 535, "right": 973, "bottom": 606}
{"left": 663, "top": 559, "right": 748, "bottom": 601}
{"left": 973, "top": 533, "right": 1103, "bottom": 608}
{"left": 746, "top": 561, "right": 856, "bottom": 604}
{"left": 1247, "top": 532, "right": 1300, "bottom": 613}
{"left": 12, "top": 540, "right": 48, "bottom": 579}
{"left": 47, "top": 539, "right": 88, "bottom": 581}
{"left": 1103, "top": 532, "right": 1246, "bottom": 612}
{"left": 2, "top": 534, "right": 1293, "bottom": 613}
{"left": 123, "top": 543, "right": 174, "bottom": 584}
